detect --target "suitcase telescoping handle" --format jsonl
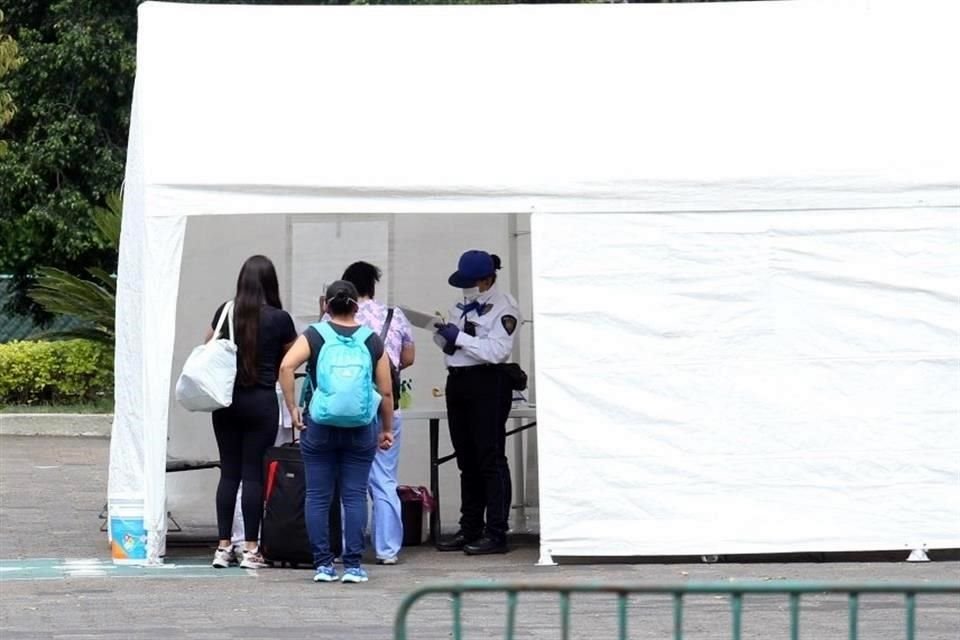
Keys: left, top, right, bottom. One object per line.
{"left": 290, "top": 405, "right": 297, "bottom": 445}
{"left": 291, "top": 372, "right": 308, "bottom": 444}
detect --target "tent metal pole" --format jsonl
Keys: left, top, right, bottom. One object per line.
{"left": 387, "top": 213, "right": 397, "bottom": 304}
{"left": 508, "top": 214, "right": 526, "bottom": 523}
{"left": 525, "top": 212, "right": 538, "bottom": 516}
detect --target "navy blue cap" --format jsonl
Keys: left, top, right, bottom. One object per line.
{"left": 448, "top": 250, "right": 495, "bottom": 288}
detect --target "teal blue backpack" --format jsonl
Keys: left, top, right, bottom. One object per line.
{"left": 305, "top": 323, "right": 380, "bottom": 427}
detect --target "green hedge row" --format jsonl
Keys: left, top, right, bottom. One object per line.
{"left": 0, "top": 340, "right": 113, "bottom": 406}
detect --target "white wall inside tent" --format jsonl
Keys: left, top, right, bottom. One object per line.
{"left": 111, "top": 0, "right": 959, "bottom": 565}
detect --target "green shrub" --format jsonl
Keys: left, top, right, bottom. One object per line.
{"left": 0, "top": 340, "right": 113, "bottom": 406}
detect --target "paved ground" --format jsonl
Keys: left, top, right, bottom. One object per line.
{"left": 0, "top": 435, "right": 957, "bottom": 639}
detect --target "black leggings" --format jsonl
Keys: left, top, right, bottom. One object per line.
{"left": 212, "top": 387, "right": 279, "bottom": 542}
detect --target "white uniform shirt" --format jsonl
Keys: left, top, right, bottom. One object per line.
{"left": 433, "top": 285, "right": 521, "bottom": 367}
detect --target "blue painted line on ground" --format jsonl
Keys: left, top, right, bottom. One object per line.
{"left": 0, "top": 558, "right": 253, "bottom": 582}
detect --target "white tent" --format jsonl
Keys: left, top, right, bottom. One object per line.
{"left": 111, "top": 0, "right": 960, "bottom": 565}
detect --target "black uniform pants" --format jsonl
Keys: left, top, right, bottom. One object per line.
{"left": 445, "top": 365, "right": 513, "bottom": 540}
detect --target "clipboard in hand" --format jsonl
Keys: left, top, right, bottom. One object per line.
{"left": 399, "top": 306, "right": 444, "bottom": 330}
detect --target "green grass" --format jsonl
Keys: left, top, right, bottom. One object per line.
{"left": 0, "top": 398, "right": 113, "bottom": 414}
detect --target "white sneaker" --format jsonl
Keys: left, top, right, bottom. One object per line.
{"left": 211, "top": 547, "right": 237, "bottom": 568}
{"left": 239, "top": 548, "right": 269, "bottom": 569}
{"left": 376, "top": 556, "right": 398, "bottom": 565}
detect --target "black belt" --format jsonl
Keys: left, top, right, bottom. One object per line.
{"left": 447, "top": 364, "right": 498, "bottom": 376}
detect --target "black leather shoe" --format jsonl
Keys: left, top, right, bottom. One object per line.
{"left": 436, "top": 531, "right": 481, "bottom": 552}
{"left": 463, "top": 536, "right": 508, "bottom": 555}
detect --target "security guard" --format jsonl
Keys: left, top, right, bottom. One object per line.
{"left": 433, "top": 249, "right": 521, "bottom": 555}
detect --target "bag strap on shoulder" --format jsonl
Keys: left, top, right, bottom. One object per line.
{"left": 380, "top": 307, "right": 394, "bottom": 341}
{"left": 212, "top": 301, "right": 235, "bottom": 344}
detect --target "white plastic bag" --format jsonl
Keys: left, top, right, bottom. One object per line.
{"left": 175, "top": 301, "right": 237, "bottom": 412}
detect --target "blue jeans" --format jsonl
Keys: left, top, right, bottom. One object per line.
{"left": 300, "top": 418, "right": 378, "bottom": 569}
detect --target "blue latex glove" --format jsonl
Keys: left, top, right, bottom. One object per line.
{"left": 437, "top": 323, "right": 460, "bottom": 345}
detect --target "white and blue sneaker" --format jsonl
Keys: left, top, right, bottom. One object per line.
{"left": 312, "top": 565, "right": 338, "bottom": 583}
{"left": 341, "top": 567, "right": 369, "bottom": 584}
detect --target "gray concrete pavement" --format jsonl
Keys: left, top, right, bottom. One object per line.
{"left": 0, "top": 413, "right": 112, "bottom": 438}
{"left": 1, "top": 435, "right": 958, "bottom": 639}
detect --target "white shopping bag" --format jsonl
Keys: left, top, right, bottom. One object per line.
{"left": 175, "top": 301, "right": 237, "bottom": 412}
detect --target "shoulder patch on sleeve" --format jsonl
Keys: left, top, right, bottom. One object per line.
{"left": 501, "top": 315, "right": 518, "bottom": 335}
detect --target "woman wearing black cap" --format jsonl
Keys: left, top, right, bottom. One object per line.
{"left": 279, "top": 280, "right": 394, "bottom": 583}
{"left": 433, "top": 250, "right": 521, "bottom": 555}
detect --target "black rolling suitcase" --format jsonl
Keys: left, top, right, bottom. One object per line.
{"left": 261, "top": 441, "right": 341, "bottom": 567}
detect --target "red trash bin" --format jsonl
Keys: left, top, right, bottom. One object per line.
{"left": 397, "top": 485, "right": 435, "bottom": 547}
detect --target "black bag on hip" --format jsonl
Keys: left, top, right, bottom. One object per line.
{"left": 498, "top": 363, "right": 528, "bottom": 391}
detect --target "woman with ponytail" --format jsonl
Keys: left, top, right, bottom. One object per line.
{"left": 279, "top": 280, "right": 394, "bottom": 584}
{"left": 206, "top": 255, "right": 297, "bottom": 569}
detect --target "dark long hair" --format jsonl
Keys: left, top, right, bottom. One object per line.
{"left": 341, "top": 261, "right": 381, "bottom": 298}
{"left": 233, "top": 255, "right": 282, "bottom": 386}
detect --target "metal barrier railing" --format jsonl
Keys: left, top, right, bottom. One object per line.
{"left": 393, "top": 581, "right": 960, "bottom": 640}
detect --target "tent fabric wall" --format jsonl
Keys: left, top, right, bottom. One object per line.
{"left": 111, "top": 0, "right": 959, "bottom": 564}
{"left": 108, "top": 79, "right": 145, "bottom": 517}
{"left": 532, "top": 208, "right": 959, "bottom": 557}
{"left": 111, "top": 76, "right": 189, "bottom": 558}
{"left": 140, "top": 215, "right": 187, "bottom": 560}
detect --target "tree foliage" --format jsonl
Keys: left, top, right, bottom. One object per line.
{"left": 0, "top": 1, "right": 134, "bottom": 322}
{"left": 0, "top": 10, "right": 24, "bottom": 152}
{"left": 28, "top": 191, "right": 121, "bottom": 345}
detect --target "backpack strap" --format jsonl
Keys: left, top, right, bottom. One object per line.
{"left": 316, "top": 321, "right": 339, "bottom": 344}
{"left": 318, "top": 322, "right": 371, "bottom": 343}
{"left": 353, "top": 325, "right": 374, "bottom": 344}
{"left": 303, "top": 322, "right": 331, "bottom": 393}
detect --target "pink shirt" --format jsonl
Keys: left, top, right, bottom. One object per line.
{"left": 351, "top": 299, "right": 414, "bottom": 367}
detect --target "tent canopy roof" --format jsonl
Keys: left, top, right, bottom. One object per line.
{"left": 136, "top": 0, "right": 960, "bottom": 217}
